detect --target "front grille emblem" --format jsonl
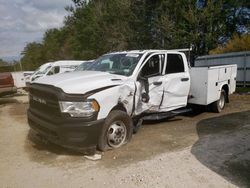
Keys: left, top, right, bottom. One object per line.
{"left": 32, "top": 95, "right": 47, "bottom": 104}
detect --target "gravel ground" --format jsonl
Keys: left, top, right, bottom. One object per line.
{"left": 0, "top": 94, "right": 249, "bottom": 188}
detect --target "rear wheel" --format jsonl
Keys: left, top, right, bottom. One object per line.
{"left": 211, "top": 89, "right": 226, "bottom": 113}
{"left": 98, "top": 110, "right": 133, "bottom": 151}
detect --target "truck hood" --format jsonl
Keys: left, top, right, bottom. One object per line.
{"left": 32, "top": 71, "right": 126, "bottom": 94}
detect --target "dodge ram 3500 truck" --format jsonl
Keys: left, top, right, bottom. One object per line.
{"left": 27, "top": 50, "right": 237, "bottom": 153}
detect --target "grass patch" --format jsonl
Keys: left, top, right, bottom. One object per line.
{"left": 236, "top": 87, "right": 250, "bottom": 93}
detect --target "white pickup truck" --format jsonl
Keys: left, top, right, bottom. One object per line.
{"left": 27, "top": 50, "right": 237, "bottom": 153}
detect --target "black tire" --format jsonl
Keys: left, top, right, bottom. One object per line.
{"left": 97, "top": 110, "right": 133, "bottom": 151}
{"left": 211, "top": 89, "right": 226, "bottom": 113}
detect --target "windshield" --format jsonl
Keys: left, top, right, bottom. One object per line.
{"left": 86, "top": 53, "right": 143, "bottom": 76}
{"left": 75, "top": 61, "right": 93, "bottom": 71}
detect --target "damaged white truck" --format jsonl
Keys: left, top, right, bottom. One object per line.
{"left": 28, "top": 50, "right": 237, "bottom": 153}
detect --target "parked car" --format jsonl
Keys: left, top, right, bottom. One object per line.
{"left": 27, "top": 50, "right": 237, "bottom": 154}
{"left": 0, "top": 72, "right": 17, "bottom": 97}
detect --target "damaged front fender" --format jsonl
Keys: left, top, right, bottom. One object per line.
{"left": 89, "top": 80, "right": 136, "bottom": 120}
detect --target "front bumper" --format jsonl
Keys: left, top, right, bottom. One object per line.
{"left": 27, "top": 109, "right": 104, "bottom": 153}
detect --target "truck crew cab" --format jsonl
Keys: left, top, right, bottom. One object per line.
{"left": 27, "top": 50, "right": 237, "bottom": 153}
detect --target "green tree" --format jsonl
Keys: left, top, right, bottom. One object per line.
{"left": 210, "top": 34, "right": 250, "bottom": 54}
{"left": 65, "top": 0, "right": 136, "bottom": 59}
{"left": 21, "top": 42, "right": 45, "bottom": 70}
{"left": 20, "top": 0, "right": 249, "bottom": 70}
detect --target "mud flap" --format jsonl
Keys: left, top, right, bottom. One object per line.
{"left": 133, "top": 118, "right": 143, "bottom": 134}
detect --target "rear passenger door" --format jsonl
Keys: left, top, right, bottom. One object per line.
{"left": 160, "top": 53, "right": 190, "bottom": 110}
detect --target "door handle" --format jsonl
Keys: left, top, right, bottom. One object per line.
{"left": 181, "top": 77, "right": 189, "bottom": 82}
{"left": 153, "top": 81, "right": 162, "bottom": 86}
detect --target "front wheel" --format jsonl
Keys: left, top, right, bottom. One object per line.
{"left": 211, "top": 89, "right": 226, "bottom": 113}
{"left": 98, "top": 110, "right": 133, "bottom": 151}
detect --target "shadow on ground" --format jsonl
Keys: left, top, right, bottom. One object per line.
{"left": 0, "top": 92, "right": 27, "bottom": 105}
{"left": 191, "top": 111, "right": 250, "bottom": 188}
{"left": 0, "top": 98, "right": 19, "bottom": 105}
{"left": 25, "top": 115, "right": 197, "bottom": 167}
{"left": 23, "top": 130, "right": 85, "bottom": 167}
{"left": 27, "top": 130, "right": 82, "bottom": 156}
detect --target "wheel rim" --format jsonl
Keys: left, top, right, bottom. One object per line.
{"left": 219, "top": 92, "right": 225, "bottom": 109}
{"left": 107, "top": 121, "right": 127, "bottom": 148}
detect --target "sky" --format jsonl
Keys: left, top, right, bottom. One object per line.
{"left": 0, "top": 0, "right": 72, "bottom": 61}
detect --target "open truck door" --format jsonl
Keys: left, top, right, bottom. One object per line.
{"left": 136, "top": 53, "right": 165, "bottom": 112}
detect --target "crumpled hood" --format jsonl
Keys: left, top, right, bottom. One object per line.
{"left": 32, "top": 71, "right": 126, "bottom": 94}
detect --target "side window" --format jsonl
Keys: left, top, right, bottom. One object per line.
{"left": 47, "top": 68, "right": 54, "bottom": 75}
{"left": 166, "top": 54, "right": 184, "bottom": 74}
{"left": 140, "top": 54, "right": 164, "bottom": 78}
{"left": 54, "top": 66, "right": 60, "bottom": 74}
{"left": 47, "top": 66, "right": 60, "bottom": 75}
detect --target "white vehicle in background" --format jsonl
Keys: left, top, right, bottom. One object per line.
{"left": 26, "top": 60, "right": 89, "bottom": 86}
{"left": 28, "top": 50, "right": 237, "bottom": 154}
{"left": 23, "top": 71, "right": 34, "bottom": 77}
{"left": 26, "top": 62, "right": 53, "bottom": 85}
{"left": 46, "top": 60, "right": 84, "bottom": 76}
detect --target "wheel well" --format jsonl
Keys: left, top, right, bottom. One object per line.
{"left": 111, "top": 103, "right": 127, "bottom": 113}
{"left": 222, "top": 84, "right": 229, "bottom": 103}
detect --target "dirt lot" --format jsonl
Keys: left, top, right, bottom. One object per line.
{"left": 0, "top": 94, "right": 250, "bottom": 188}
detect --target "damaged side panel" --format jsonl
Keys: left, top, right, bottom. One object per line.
{"left": 159, "top": 74, "right": 190, "bottom": 111}
{"left": 134, "top": 77, "right": 164, "bottom": 115}
{"left": 90, "top": 80, "right": 136, "bottom": 120}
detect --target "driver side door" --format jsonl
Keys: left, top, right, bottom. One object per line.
{"left": 136, "top": 53, "right": 165, "bottom": 112}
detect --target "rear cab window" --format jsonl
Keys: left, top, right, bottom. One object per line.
{"left": 165, "top": 54, "right": 185, "bottom": 74}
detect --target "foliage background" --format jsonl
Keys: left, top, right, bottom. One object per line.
{"left": 20, "top": 0, "right": 250, "bottom": 70}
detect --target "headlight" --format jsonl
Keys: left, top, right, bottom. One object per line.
{"left": 59, "top": 100, "right": 99, "bottom": 117}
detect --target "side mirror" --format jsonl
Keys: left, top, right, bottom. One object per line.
{"left": 141, "top": 92, "right": 150, "bottom": 103}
